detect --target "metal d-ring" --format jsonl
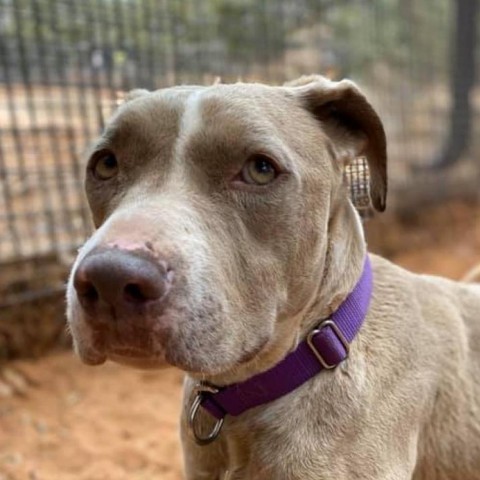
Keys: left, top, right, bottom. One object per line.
{"left": 188, "top": 383, "right": 224, "bottom": 446}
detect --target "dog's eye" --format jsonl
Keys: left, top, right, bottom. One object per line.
{"left": 92, "top": 151, "right": 119, "bottom": 180}
{"left": 241, "top": 155, "right": 278, "bottom": 186}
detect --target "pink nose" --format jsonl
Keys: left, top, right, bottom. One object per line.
{"left": 73, "top": 247, "right": 173, "bottom": 315}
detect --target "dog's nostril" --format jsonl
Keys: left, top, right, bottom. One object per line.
{"left": 124, "top": 283, "right": 148, "bottom": 303}
{"left": 74, "top": 278, "right": 99, "bottom": 307}
{"left": 82, "top": 284, "right": 99, "bottom": 303}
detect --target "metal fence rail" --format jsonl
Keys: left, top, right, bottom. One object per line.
{"left": 0, "top": 0, "right": 478, "bottom": 304}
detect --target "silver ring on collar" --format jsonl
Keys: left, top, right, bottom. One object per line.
{"left": 188, "top": 383, "right": 224, "bottom": 446}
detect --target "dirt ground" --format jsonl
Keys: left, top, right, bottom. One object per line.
{"left": 0, "top": 358, "right": 184, "bottom": 480}
{"left": 1, "top": 201, "right": 479, "bottom": 480}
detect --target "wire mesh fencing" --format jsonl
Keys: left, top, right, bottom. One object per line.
{"left": 0, "top": 0, "right": 478, "bottom": 305}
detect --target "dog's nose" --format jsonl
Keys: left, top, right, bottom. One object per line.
{"left": 73, "top": 248, "right": 173, "bottom": 312}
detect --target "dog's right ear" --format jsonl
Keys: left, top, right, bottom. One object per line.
{"left": 286, "top": 75, "right": 388, "bottom": 212}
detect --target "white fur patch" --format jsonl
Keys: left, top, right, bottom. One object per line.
{"left": 179, "top": 90, "right": 205, "bottom": 140}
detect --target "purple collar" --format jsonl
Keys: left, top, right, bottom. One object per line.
{"left": 188, "top": 256, "right": 373, "bottom": 445}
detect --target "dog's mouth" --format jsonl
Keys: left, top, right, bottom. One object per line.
{"left": 74, "top": 341, "right": 108, "bottom": 366}
{"left": 108, "top": 350, "right": 168, "bottom": 369}
{"left": 74, "top": 332, "right": 169, "bottom": 368}
{"left": 71, "top": 309, "right": 272, "bottom": 378}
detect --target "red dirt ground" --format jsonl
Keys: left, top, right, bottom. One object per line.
{"left": 1, "top": 201, "right": 479, "bottom": 480}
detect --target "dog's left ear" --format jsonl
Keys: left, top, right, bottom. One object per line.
{"left": 287, "top": 75, "right": 387, "bottom": 212}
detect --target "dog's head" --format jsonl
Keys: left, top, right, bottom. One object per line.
{"left": 66, "top": 76, "right": 386, "bottom": 380}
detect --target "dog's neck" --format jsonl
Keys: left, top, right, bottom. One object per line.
{"left": 304, "top": 199, "right": 367, "bottom": 327}
{"left": 199, "top": 200, "right": 366, "bottom": 387}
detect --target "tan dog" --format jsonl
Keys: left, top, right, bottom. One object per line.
{"left": 66, "top": 76, "right": 480, "bottom": 479}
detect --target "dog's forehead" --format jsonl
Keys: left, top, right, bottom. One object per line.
{"left": 104, "top": 87, "right": 199, "bottom": 138}
{"left": 107, "top": 83, "right": 293, "bottom": 139}
{"left": 96, "top": 84, "right": 314, "bottom": 182}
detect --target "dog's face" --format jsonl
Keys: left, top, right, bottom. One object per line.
{"left": 66, "top": 76, "right": 386, "bottom": 377}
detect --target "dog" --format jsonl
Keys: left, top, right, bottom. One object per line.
{"left": 66, "top": 75, "right": 480, "bottom": 479}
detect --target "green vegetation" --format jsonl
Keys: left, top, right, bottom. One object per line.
{"left": 0, "top": 0, "right": 452, "bottom": 83}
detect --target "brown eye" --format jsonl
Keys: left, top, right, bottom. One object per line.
{"left": 241, "top": 155, "right": 278, "bottom": 185}
{"left": 92, "top": 152, "right": 118, "bottom": 180}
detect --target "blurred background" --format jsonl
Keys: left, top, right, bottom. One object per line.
{"left": 0, "top": 1, "right": 479, "bottom": 479}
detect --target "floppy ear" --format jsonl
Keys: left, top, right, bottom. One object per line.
{"left": 287, "top": 75, "right": 387, "bottom": 212}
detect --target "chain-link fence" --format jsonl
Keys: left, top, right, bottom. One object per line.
{"left": 0, "top": 0, "right": 479, "bottom": 307}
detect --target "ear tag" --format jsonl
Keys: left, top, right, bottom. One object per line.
{"left": 345, "top": 157, "right": 372, "bottom": 220}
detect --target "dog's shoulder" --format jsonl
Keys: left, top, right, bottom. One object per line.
{"left": 368, "top": 252, "right": 480, "bottom": 367}
{"left": 370, "top": 252, "right": 480, "bottom": 310}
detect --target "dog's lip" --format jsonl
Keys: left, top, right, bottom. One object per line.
{"left": 77, "top": 342, "right": 166, "bottom": 368}
{"left": 107, "top": 350, "right": 168, "bottom": 369}
{"left": 108, "top": 345, "right": 152, "bottom": 358}
{"left": 76, "top": 345, "right": 107, "bottom": 366}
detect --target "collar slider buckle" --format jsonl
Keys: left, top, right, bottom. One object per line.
{"left": 306, "top": 319, "right": 350, "bottom": 369}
